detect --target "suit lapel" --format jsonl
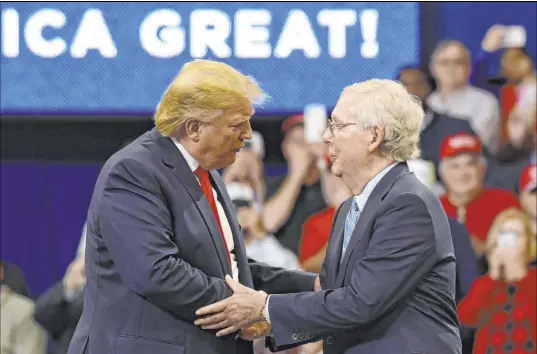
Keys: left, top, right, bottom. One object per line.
{"left": 324, "top": 199, "right": 351, "bottom": 288}
{"left": 334, "top": 162, "right": 411, "bottom": 287}
{"left": 210, "top": 170, "right": 254, "bottom": 288}
{"left": 152, "top": 128, "right": 231, "bottom": 276}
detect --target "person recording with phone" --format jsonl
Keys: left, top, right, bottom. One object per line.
{"left": 298, "top": 106, "right": 353, "bottom": 274}
{"left": 479, "top": 25, "right": 533, "bottom": 117}
{"left": 479, "top": 25, "right": 536, "bottom": 166}
{"left": 457, "top": 208, "right": 536, "bottom": 354}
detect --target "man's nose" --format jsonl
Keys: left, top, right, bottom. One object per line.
{"left": 243, "top": 122, "right": 253, "bottom": 140}
{"left": 323, "top": 127, "right": 332, "bottom": 144}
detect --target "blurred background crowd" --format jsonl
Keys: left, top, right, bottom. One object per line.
{"left": 1, "top": 2, "right": 536, "bottom": 354}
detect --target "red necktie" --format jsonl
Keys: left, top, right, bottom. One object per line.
{"left": 195, "top": 167, "right": 231, "bottom": 265}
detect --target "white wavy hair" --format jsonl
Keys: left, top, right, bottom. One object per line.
{"left": 342, "top": 79, "right": 424, "bottom": 161}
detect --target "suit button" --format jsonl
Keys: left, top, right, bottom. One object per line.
{"left": 292, "top": 333, "right": 299, "bottom": 341}
{"left": 326, "top": 336, "right": 334, "bottom": 344}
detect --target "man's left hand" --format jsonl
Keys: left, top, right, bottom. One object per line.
{"left": 195, "top": 275, "right": 267, "bottom": 337}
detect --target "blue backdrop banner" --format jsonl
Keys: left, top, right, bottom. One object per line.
{"left": 0, "top": 2, "right": 420, "bottom": 115}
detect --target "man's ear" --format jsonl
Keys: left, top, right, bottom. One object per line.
{"left": 184, "top": 119, "right": 202, "bottom": 142}
{"left": 367, "top": 126, "right": 385, "bottom": 153}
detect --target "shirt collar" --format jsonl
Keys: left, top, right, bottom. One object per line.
{"left": 354, "top": 162, "right": 398, "bottom": 211}
{"left": 170, "top": 137, "right": 199, "bottom": 172}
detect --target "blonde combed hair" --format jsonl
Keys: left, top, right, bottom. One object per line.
{"left": 154, "top": 60, "right": 267, "bottom": 137}
{"left": 343, "top": 79, "right": 424, "bottom": 162}
{"left": 486, "top": 207, "right": 536, "bottom": 261}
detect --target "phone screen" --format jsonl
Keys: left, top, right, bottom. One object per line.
{"left": 304, "top": 104, "right": 328, "bottom": 143}
{"left": 502, "top": 26, "right": 526, "bottom": 48}
{"left": 497, "top": 231, "right": 518, "bottom": 248}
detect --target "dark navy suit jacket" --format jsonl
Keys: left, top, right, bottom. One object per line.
{"left": 66, "top": 128, "right": 316, "bottom": 354}
{"left": 267, "top": 163, "right": 462, "bottom": 354}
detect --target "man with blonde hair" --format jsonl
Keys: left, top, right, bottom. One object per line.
{"left": 67, "top": 60, "right": 318, "bottom": 354}
{"left": 196, "top": 79, "right": 462, "bottom": 354}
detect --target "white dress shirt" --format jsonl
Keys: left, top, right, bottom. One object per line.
{"left": 353, "top": 162, "right": 398, "bottom": 212}
{"left": 171, "top": 138, "right": 239, "bottom": 281}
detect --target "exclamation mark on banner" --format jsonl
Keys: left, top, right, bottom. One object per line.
{"left": 360, "top": 9, "right": 379, "bottom": 58}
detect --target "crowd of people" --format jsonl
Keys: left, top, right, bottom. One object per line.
{"left": 1, "top": 24, "right": 535, "bottom": 354}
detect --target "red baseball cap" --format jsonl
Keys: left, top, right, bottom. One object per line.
{"left": 281, "top": 114, "right": 304, "bottom": 133}
{"left": 519, "top": 164, "right": 537, "bottom": 193}
{"left": 439, "top": 133, "right": 482, "bottom": 160}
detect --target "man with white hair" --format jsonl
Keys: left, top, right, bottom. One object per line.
{"left": 195, "top": 79, "right": 462, "bottom": 353}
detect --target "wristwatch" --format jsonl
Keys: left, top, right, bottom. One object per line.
{"left": 261, "top": 294, "right": 271, "bottom": 323}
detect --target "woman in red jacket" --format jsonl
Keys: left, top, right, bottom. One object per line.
{"left": 458, "top": 208, "right": 536, "bottom": 354}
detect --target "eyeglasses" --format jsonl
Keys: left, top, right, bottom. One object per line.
{"left": 328, "top": 117, "right": 358, "bottom": 133}
{"left": 435, "top": 58, "right": 468, "bottom": 67}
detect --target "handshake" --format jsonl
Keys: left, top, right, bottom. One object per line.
{"left": 194, "top": 275, "right": 321, "bottom": 341}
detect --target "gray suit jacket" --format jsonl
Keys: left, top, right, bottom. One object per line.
{"left": 267, "top": 163, "right": 462, "bottom": 354}
{"left": 67, "top": 128, "right": 316, "bottom": 354}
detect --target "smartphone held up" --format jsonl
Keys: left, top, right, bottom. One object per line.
{"left": 304, "top": 103, "right": 328, "bottom": 144}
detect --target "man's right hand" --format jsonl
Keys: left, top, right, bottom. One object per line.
{"left": 482, "top": 24, "right": 505, "bottom": 53}
{"left": 63, "top": 256, "right": 86, "bottom": 293}
{"left": 283, "top": 140, "right": 314, "bottom": 178}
